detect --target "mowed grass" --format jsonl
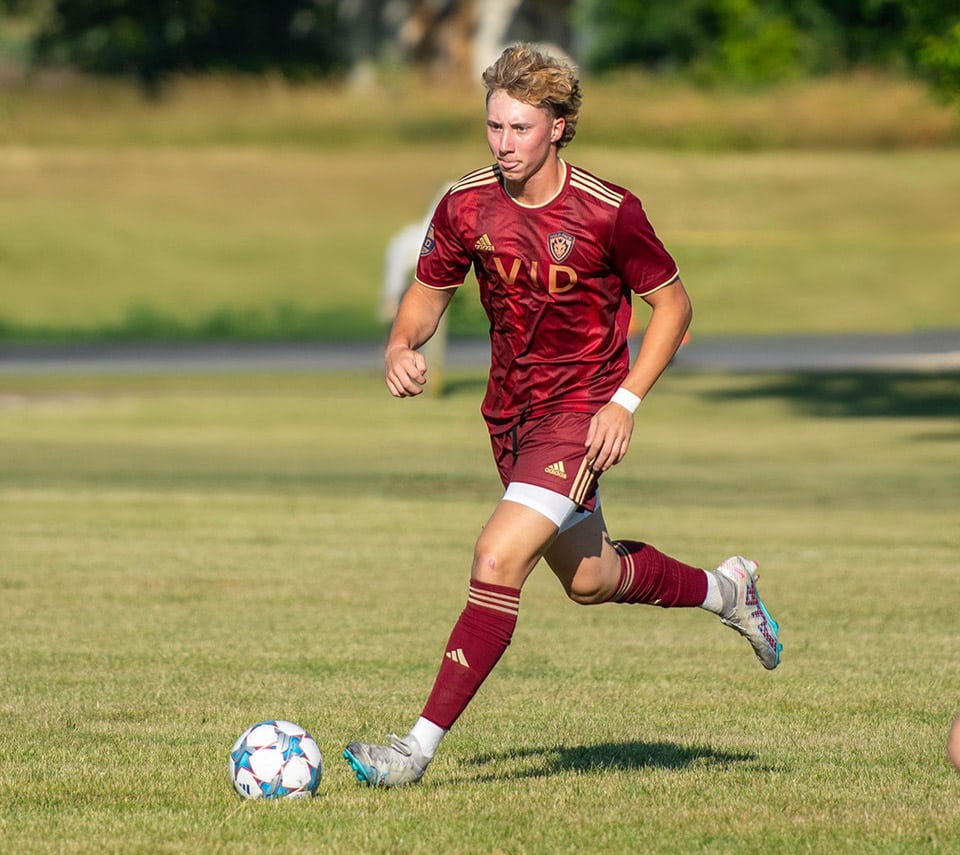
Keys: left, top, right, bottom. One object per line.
{"left": 1, "top": 144, "right": 958, "bottom": 341}
{"left": 1, "top": 72, "right": 959, "bottom": 341}
{"left": 1, "top": 367, "right": 958, "bottom": 852}
{"left": 2, "top": 71, "right": 957, "bottom": 150}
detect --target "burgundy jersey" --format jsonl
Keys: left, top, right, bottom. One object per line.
{"left": 416, "top": 161, "right": 678, "bottom": 433}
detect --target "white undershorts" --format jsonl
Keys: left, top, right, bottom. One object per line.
{"left": 502, "top": 482, "right": 599, "bottom": 533}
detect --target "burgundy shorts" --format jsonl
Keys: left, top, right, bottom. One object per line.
{"left": 489, "top": 411, "right": 600, "bottom": 512}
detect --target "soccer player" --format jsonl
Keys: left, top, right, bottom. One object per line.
{"left": 344, "top": 43, "right": 781, "bottom": 788}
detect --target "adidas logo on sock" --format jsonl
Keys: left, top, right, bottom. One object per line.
{"left": 544, "top": 461, "right": 567, "bottom": 479}
{"left": 444, "top": 648, "right": 470, "bottom": 667}
{"left": 474, "top": 233, "right": 495, "bottom": 252}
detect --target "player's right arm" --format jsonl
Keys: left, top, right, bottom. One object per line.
{"left": 385, "top": 281, "right": 455, "bottom": 397}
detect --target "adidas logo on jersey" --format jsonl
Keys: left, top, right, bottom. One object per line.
{"left": 474, "top": 233, "right": 495, "bottom": 252}
{"left": 445, "top": 648, "right": 470, "bottom": 667}
{"left": 544, "top": 461, "right": 567, "bottom": 479}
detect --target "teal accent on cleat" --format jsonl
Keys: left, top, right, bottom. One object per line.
{"left": 716, "top": 555, "right": 782, "bottom": 670}
{"left": 343, "top": 734, "right": 427, "bottom": 788}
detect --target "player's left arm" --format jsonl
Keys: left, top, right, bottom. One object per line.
{"left": 584, "top": 277, "right": 692, "bottom": 472}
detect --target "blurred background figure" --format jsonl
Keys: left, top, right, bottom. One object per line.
{"left": 381, "top": 183, "right": 453, "bottom": 394}
{"left": 380, "top": 183, "right": 452, "bottom": 323}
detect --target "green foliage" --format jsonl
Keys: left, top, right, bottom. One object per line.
{"left": 0, "top": 0, "right": 47, "bottom": 12}
{"left": 0, "top": 302, "right": 378, "bottom": 343}
{"left": 32, "top": 0, "right": 346, "bottom": 89}
{"left": 712, "top": 0, "right": 803, "bottom": 84}
{"left": 6, "top": 0, "right": 960, "bottom": 99}
{"left": 574, "top": 0, "right": 719, "bottom": 74}
{"left": 918, "top": 20, "right": 960, "bottom": 99}
{"left": 576, "top": 0, "right": 960, "bottom": 95}
{"left": 575, "top": 0, "right": 835, "bottom": 83}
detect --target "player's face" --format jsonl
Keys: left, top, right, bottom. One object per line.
{"left": 486, "top": 89, "right": 564, "bottom": 190}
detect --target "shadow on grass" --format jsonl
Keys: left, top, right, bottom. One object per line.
{"left": 460, "top": 740, "right": 771, "bottom": 782}
{"left": 439, "top": 371, "right": 960, "bottom": 421}
{"left": 704, "top": 371, "right": 960, "bottom": 420}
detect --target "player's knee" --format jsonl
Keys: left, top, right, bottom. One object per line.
{"left": 471, "top": 538, "right": 516, "bottom": 587}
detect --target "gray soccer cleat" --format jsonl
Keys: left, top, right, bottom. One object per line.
{"left": 343, "top": 733, "right": 428, "bottom": 788}
{"left": 715, "top": 555, "right": 782, "bottom": 670}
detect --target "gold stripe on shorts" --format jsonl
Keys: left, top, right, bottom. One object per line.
{"left": 567, "top": 457, "right": 596, "bottom": 507}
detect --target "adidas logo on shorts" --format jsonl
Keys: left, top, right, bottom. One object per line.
{"left": 544, "top": 461, "right": 567, "bottom": 479}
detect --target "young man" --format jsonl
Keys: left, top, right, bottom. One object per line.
{"left": 344, "top": 43, "right": 781, "bottom": 788}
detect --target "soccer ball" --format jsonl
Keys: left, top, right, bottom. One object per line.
{"left": 229, "top": 720, "right": 323, "bottom": 799}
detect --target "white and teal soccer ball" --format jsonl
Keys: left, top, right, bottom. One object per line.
{"left": 229, "top": 720, "right": 323, "bottom": 800}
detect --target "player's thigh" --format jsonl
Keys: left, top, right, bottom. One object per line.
{"left": 472, "top": 499, "right": 560, "bottom": 589}
{"left": 544, "top": 509, "right": 621, "bottom": 602}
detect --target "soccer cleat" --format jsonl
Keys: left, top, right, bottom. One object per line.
{"left": 715, "top": 556, "right": 782, "bottom": 670}
{"left": 343, "top": 733, "right": 427, "bottom": 788}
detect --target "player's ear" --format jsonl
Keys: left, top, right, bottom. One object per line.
{"left": 551, "top": 117, "right": 565, "bottom": 143}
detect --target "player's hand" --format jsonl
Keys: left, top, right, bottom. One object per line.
{"left": 385, "top": 345, "right": 428, "bottom": 397}
{"left": 584, "top": 402, "right": 635, "bottom": 472}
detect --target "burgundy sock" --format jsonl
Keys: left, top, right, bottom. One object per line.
{"left": 607, "top": 540, "right": 707, "bottom": 608}
{"left": 420, "top": 579, "right": 520, "bottom": 730}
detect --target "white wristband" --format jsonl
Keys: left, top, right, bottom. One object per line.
{"left": 610, "top": 387, "right": 642, "bottom": 413}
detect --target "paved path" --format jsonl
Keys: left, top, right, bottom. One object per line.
{"left": 0, "top": 330, "right": 958, "bottom": 375}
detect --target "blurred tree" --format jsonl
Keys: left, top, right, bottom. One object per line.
{"left": 32, "top": 0, "right": 348, "bottom": 91}
{"left": 790, "top": 0, "right": 960, "bottom": 98}
{"left": 15, "top": 0, "right": 960, "bottom": 100}
{"left": 26, "top": 0, "right": 575, "bottom": 88}
{"left": 918, "top": 19, "right": 960, "bottom": 98}
{"left": 0, "top": 0, "right": 47, "bottom": 11}
{"left": 573, "top": 0, "right": 717, "bottom": 74}
{"left": 575, "top": 0, "right": 960, "bottom": 94}
{"left": 575, "top": 0, "right": 816, "bottom": 84}
{"left": 396, "top": 0, "right": 477, "bottom": 81}
{"left": 713, "top": 0, "right": 804, "bottom": 83}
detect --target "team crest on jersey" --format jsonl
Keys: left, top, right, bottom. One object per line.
{"left": 420, "top": 223, "right": 436, "bottom": 256}
{"left": 548, "top": 231, "right": 575, "bottom": 263}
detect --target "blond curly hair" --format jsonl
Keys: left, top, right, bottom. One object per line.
{"left": 482, "top": 43, "right": 582, "bottom": 148}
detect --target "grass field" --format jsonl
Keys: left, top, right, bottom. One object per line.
{"left": 1, "top": 70, "right": 959, "bottom": 343}
{"left": 1, "top": 367, "right": 958, "bottom": 852}
{"left": 1, "top": 145, "right": 958, "bottom": 342}
{"left": 2, "top": 70, "right": 958, "bottom": 151}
